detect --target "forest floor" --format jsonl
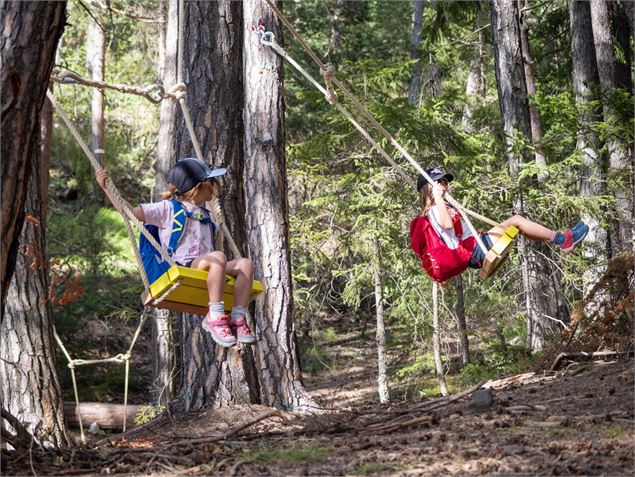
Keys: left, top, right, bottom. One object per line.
{"left": 3, "top": 314, "right": 634, "bottom": 476}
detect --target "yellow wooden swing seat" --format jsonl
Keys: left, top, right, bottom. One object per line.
{"left": 141, "top": 265, "right": 264, "bottom": 315}
{"left": 478, "top": 226, "right": 519, "bottom": 281}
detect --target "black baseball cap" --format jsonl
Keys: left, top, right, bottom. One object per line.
{"left": 168, "top": 158, "right": 227, "bottom": 195}
{"left": 416, "top": 167, "right": 454, "bottom": 192}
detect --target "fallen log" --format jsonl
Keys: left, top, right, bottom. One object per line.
{"left": 64, "top": 402, "right": 143, "bottom": 430}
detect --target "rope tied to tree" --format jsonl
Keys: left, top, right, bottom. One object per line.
{"left": 164, "top": 82, "right": 187, "bottom": 101}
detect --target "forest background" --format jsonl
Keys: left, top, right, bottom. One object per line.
{"left": 1, "top": 0, "right": 633, "bottom": 450}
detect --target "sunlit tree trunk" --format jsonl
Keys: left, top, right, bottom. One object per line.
{"left": 0, "top": 0, "right": 66, "bottom": 315}
{"left": 243, "top": 0, "right": 318, "bottom": 411}
{"left": 432, "top": 283, "right": 448, "bottom": 396}
{"left": 326, "top": 0, "right": 344, "bottom": 61}
{"left": 373, "top": 239, "right": 389, "bottom": 403}
{"left": 590, "top": 0, "right": 634, "bottom": 256}
{"left": 86, "top": 11, "right": 106, "bottom": 187}
{"left": 570, "top": 0, "right": 608, "bottom": 297}
{"left": 408, "top": 0, "right": 425, "bottom": 105}
{"left": 490, "top": 0, "right": 565, "bottom": 351}
{"left": 1, "top": 97, "right": 69, "bottom": 448}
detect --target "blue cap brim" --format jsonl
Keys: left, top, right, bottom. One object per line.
{"left": 205, "top": 167, "right": 227, "bottom": 179}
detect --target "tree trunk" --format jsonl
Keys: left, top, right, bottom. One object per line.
{"left": 570, "top": 0, "right": 608, "bottom": 297}
{"left": 373, "top": 239, "right": 389, "bottom": 403}
{"left": 461, "top": 6, "right": 486, "bottom": 131}
{"left": 490, "top": 0, "right": 565, "bottom": 351}
{"left": 453, "top": 276, "right": 470, "bottom": 366}
{"left": 611, "top": 1, "right": 633, "bottom": 94}
{"left": 518, "top": 0, "right": 548, "bottom": 181}
{"left": 1, "top": 97, "right": 69, "bottom": 448}
{"left": 167, "top": 0, "right": 259, "bottom": 412}
{"left": 64, "top": 402, "right": 142, "bottom": 431}
{"left": 590, "top": 0, "right": 634, "bottom": 256}
{"left": 0, "top": 0, "right": 66, "bottom": 316}
{"left": 408, "top": 0, "right": 425, "bottom": 105}
{"left": 326, "top": 0, "right": 345, "bottom": 61}
{"left": 432, "top": 283, "right": 448, "bottom": 396}
{"left": 243, "top": 0, "right": 318, "bottom": 411}
{"left": 86, "top": 12, "right": 106, "bottom": 178}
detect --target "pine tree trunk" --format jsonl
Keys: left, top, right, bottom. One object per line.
{"left": 373, "top": 239, "right": 389, "bottom": 403}
{"left": 570, "top": 0, "right": 608, "bottom": 297}
{"left": 490, "top": 0, "right": 565, "bottom": 351}
{"left": 1, "top": 97, "right": 69, "bottom": 448}
{"left": 590, "top": 0, "right": 634, "bottom": 256}
{"left": 86, "top": 13, "right": 106, "bottom": 172}
{"left": 167, "top": 0, "right": 259, "bottom": 412}
{"left": 326, "top": 0, "right": 345, "bottom": 61}
{"left": 518, "top": 0, "right": 547, "bottom": 180}
{"left": 0, "top": 0, "right": 66, "bottom": 315}
{"left": 611, "top": 1, "right": 633, "bottom": 94}
{"left": 408, "top": 0, "right": 425, "bottom": 105}
{"left": 243, "top": 0, "right": 318, "bottom": 411}
{"left": 454, "top": 276, "right": 470, "bottom": 366}
{"left": 432, "top": 283, "right": 448, "bottom": 396}
{"left": 461, "top": 7, "right": 486, "bottom": 131}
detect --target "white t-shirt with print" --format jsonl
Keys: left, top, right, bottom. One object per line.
{"left": 428, "top": 206, "right": 474, "bottom": 250}
{"left": 141, "top": 200, "right": 215, "bottom": 265}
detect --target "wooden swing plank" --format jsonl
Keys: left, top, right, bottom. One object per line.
{"left": 143, "top": 265, "right": 264, "bottom": 315}
{"left": 479, "top": 226, "right": 519, "bottom": 281}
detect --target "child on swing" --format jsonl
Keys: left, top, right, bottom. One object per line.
{"left": 96, "top": 157, "right": 255, "bottom": 348}
{"left": 410, "top": 167, "right": 589, "bottom": 282}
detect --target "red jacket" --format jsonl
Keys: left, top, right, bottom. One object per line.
{"left": 409, "top": 207, "right": 477, "bottom": 282}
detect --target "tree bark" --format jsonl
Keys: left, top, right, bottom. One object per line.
{"left": 243, "top": 0, "right": 318, "bottom": 411}
{"left": 64, "top": 402, "right": 142, "bottom": 430}
{"left": 432, "top": 283, "right": 448, "bottom": 396}
{"left": 1, "top": 96, "right": 69, "bottom": 448}
{"left": 86, "top": 11, "right": 106, "bottom": 178}
{"left": 518, "top": 0, "right": 548, "bottom": 181}
{"left": 490, "top": 0, "right": 565, "bottom": 351}
{"left": 590, "top": 0, "right": 634, "bottom": 256}
{"left": 326, "top": 0, "right": 345, "bottom": 61}
{"left": 0, "top": 0, "right": 66, "bottom": 316}
{"left": 166, "top": 0, "right": 259, "bottom": 412}
{"left": 373, "top": 239, "right": 389, "bottom": 403}
{"left": 611, "top": 1, "right": 633, "bottom": 94}
{"left": 453, "top": 276, "right": 470, "bottom": 366}
{"left": 461, "top": 6, "right": 487, "bottom": 131}
{"left": 570, "top": 0, "right": 608, "bottom": 297}
{"left": 408, "top": 0, "right": 425, "bottom": 105}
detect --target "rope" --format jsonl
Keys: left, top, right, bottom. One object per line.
{"left": 47, "top": 91, "right": 176, "bottom": 270}
{"left": 259, "top": 2, "right": 500, "bottom": 252}
{"left": 52, "top": 316, "right": 147, "bottom": 439}
{"left": 50, "top": 69, "right": 165, "bottom": 104}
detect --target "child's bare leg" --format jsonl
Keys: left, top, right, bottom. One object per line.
{"left": 488, "top": 214, "right": 553, "bottom": 242}
{"left": 191, "top": 251, "right": 227, "bottom": 303}
{"left": 226, "top": 258, "right": 254, "bottom": 308}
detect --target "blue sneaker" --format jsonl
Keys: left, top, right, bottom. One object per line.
{"left": 560, "top": 222, "right": 589, "bottom": 254}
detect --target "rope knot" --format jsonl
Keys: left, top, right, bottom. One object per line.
{"left": 320, "top": 64, "right": 338, "bottom": 105}
{"left": 113, "top": 353, "right": 127, "bottom": 364}
{"left": 166, "top": 82, "right": 187, "bottom": 101}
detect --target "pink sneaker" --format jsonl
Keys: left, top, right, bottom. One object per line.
{"left": 202, "top": 313, "right": 236, "bottom": 347}
{"left": 231, "top": 316, "right": 256, "bottom": 344}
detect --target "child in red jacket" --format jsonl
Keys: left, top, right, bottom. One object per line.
{"left": 410, "top": 167, "right": 589, "bottom": 282}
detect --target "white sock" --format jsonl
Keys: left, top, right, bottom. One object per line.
{"left": 208, "top": 302, "right": 225, "bottom": 319}
{"left": 231, "top": 306, "right": 246, "bottom": 321}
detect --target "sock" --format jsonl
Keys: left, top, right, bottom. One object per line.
{"left": 231, "top": 306, "right": 246, "bottom": 321}
{"left": 208, "top": 302, "right": 225, "bottom": 319}
{"left": 548, "top": 231, "right": 566, "bottom": 245}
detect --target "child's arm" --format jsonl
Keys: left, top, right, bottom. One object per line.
{"left": 95, "top": 170, "right": 145, "bottom": 222}
{"left": 432, "top": 183, "right": 453, "bottom": 229}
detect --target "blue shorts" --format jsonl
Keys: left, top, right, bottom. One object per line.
{"left": 468, "top": 234, "right": 494, "bottom": 269}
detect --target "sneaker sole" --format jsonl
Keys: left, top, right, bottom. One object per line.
{"left": 201, "top": 319, "right": 237, "bottom": 347}
{"left": 236, "top": 335, "right": 257, "bottom": 344}
{"left": 562, "top": 228, "right": 589, "bottom": 254}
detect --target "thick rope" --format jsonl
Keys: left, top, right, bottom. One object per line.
{"left": 50, "top": 69, "right": 164, "bottom": 103}
{"left": 123, "top": 214, "right": 150, "bottom": 289}
{"left": 261, "top": 2, "right": 499, "bottom": 250}
{"left": 47, "top": 91, "right": 176, "bottom": 270}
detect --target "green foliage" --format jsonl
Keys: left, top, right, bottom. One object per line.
{"left": 134, "top": 405, "right": 166, "bottom": 426}
{"left": 459, "top": 344, "right": 530, "bottom": 385}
